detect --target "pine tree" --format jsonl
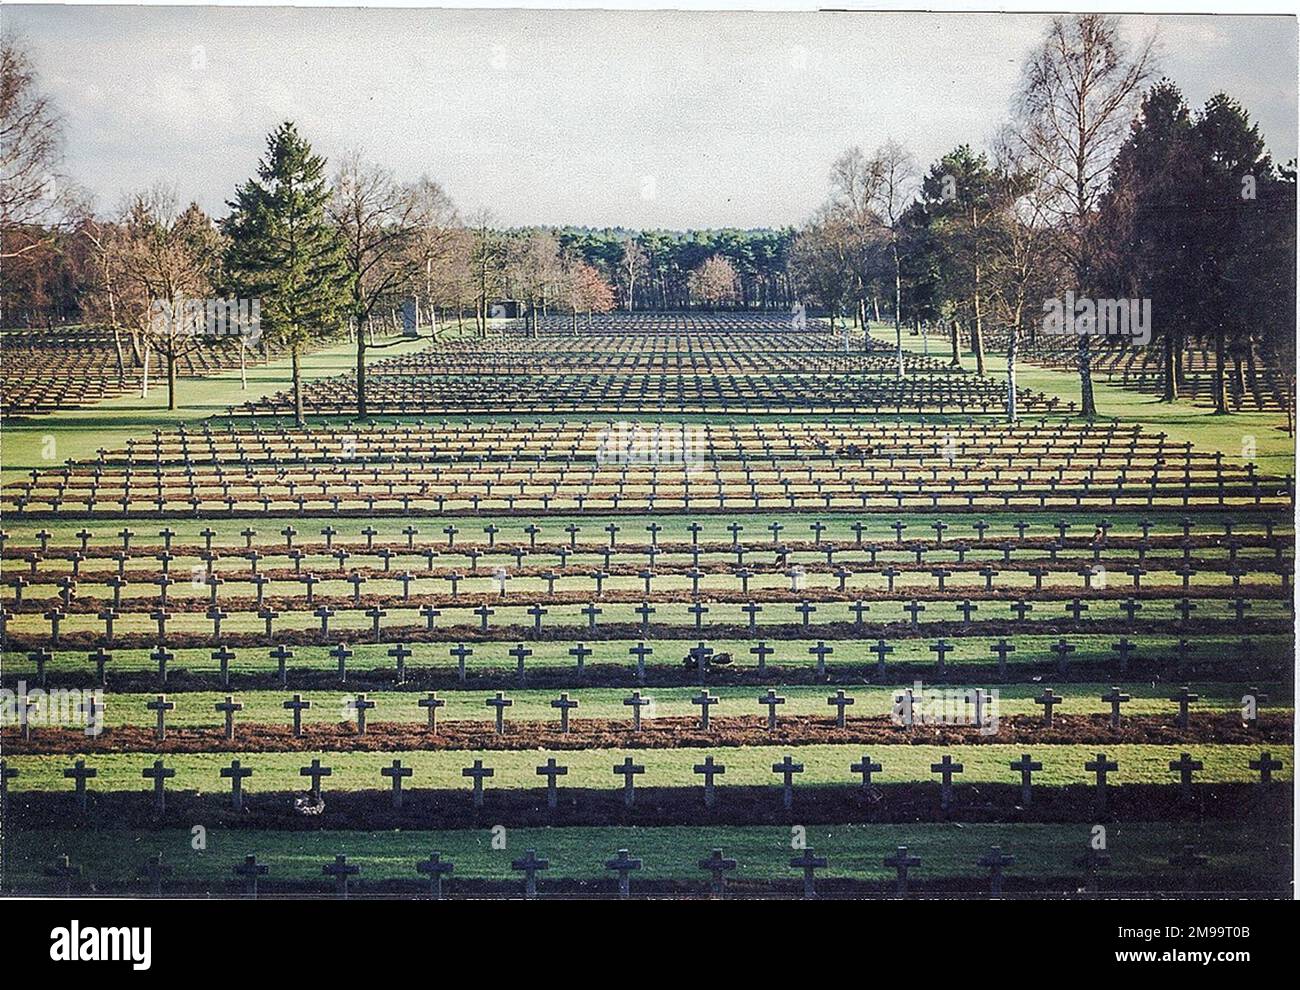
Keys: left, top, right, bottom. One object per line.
{"left": 223, "top": 121, "right": 349, "bottom": 425}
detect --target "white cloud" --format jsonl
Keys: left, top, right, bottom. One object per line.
{"left": 8, "top": 6, "right": 1296, "bottom": 227}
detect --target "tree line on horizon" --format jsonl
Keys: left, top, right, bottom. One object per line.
{"left": 2, "top": 14, "right": 1295, "bottom": 422}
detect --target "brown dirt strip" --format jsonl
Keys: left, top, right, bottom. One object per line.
{"left": 7, "top": 533, "right": 1284, "bottom": 560}
{"left": 9, "top": 654, "right": 1291, "bottom": 693}
{"left": 4, "top": 713, "right": 1289, "bottom": 756}
{"left": 9, "top": 502, "right": 1288, "bottom": 522}
{"left": 4, "top": 781, "right": 1288, "bottom": 832}
{"left": 14, "top": 583, "right": 1291, "bottom": 615}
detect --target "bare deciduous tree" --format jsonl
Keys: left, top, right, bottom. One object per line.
{"left": 867, "top": 140, "right": 918, "bottom": 377}
{"left": 1015, "top": 13, "right": 1155, "bottom": 417}
{"left": 0, "top": 35, "right": 79, "bottom": 261}
{"left": 620, "top": 238, "right": 647, "bottom": 312}
{"left": 330, "top": 152, "right": 435, "bottom": 415}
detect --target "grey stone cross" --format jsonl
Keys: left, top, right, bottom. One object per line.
{"left": 463, "top": 759, "right": 494, "bottom": 808}
{"left": 381, "top": 758, "right": 412, "bottom": 808}
{"left": 1250, "top": 751, "right": 1283, "bottom": 784}
{"left": 605, "top": 848, "right": 642, "bottom": 899}
{"left": 63, "top": 758, "right": 97, "bottom": 811}
{"left": 1034, "top": 688, "right": 1062, "bottom": 727}
{"left": 790, "top": 848, "right": 827, "bottom": 899}
{"left": 233, "top": 854, "right": 268, "bottom": 898}
{"left": 1169, "top": 685, "right": 1199, "bottom": 728}
{"left": 215, "top": 695, "right": 243, "bottom": 740}
{"left": 978, "top": 846, "right": 1015, "bottom": 898}
{"left": 884, "top": 845, "right": 921, "bottom": 897}
{"left": 1085, "top": 752, "right": 1118, "bottom": 814}
{"left": 301, "top": 758, "right": 332, "bottom": 801}
{"left": 623, "top": 691, "right": 650, "bottom": 731}
{"left": 419, "top": 692, "right": 445, "bottom": 733}
{"left": 698, "top": 848, "right": 737, "bottom": 898}
{"left": 551, "top": 693, "right": 579, "bottom": 733}
{"left": 283, "top": 694, "right": 311, "bottom": 737}
{"left": 692, "top": 690, "right": 718, "bottom": 730}
{"left": 931, "top": 754, "right": 964, "bottom": 811}
{"left": 614, "top": 756, "right": 645, "bottom": 807}
{"left": 147, "top": 694, "right": 174, "bottom": 741}
{"left": 220, "top": 758, "right": 252, "bottom": 810}
{"left": 759, "top": 688, "right": 786, "bottom": 730}
{"left": 1101, "top": 686, "right": 1130, "bottom": 728}
{"left": 536, "top": 757, "right": 568, "bottom": 810}
{"left": 142, "top": 758, "right": 174, "bottom": 812}
{"left": 487, "top": 692, "right": 513, "bottom": 734}
{"left": 1169, "top": 751, "right": 1203, "bottom": 801}
{"left": 1010, "top": 753, "right": 1042, "bottom": 806}
{"left": 416, "top": 853, "right": 454, "bottom": 900}
{"left": 827, "top": 689, "right": 854, "bottom": 727}
{"left": 772, "top": 755, "right": 803, "bottom": 809}
{"left": 693, "top": 755, "right": 725, "bottom": 807}
{"left": 323, "top": 854, "right": 359, "bottom": 899}
{"left": 512, "top": 849, "right": 548, "bottom": 899}
{"left": 350, "top": 693, "right": 376, "bottom": 734}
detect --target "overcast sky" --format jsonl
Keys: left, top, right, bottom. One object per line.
{"left": 8, "top": 6, "right": 1297, "bottom": 228}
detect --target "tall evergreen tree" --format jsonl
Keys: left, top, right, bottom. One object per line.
{"left": 224, "top": 121, "right": 349, "bottom": 425}
{"left": 918, "top": 146, "right": 1001, "bottom": 374}
{"left": 1099, "top": 80, "right": 1199, "bottom": 401}
{"left": 1191, "top": 94, "right": 1274, "bottom": 413}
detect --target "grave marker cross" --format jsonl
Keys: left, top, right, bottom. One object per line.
{"left": 884, "top": 846, "right": 922, "bottom": 897}
{"left": 511, "top": 849, "right": 549, "bottom": 899}
{"left": 693, "top": 755, "right": 725, "bottom": 807}
{"left": 1010, "top": 753, "right": 1042, "bottom": 807}
{"left": 772, "top": 755, "right": 804, "bottom": 809}
{"left": 323, "top": 854, "right": 359, "bottom": 899}
{"left": 698, "top": 848, "right": 737, "bottom": 898}
{"left": 605, "top": 848, "right": 642, "bottom": 900}
{"left": 614, "top": 757, "right": 645, "bottom": 807}
{"left": 381, "top": 758, "right": 413, "bottom": 808}
{"left": 282, "top": 694, "right": 311, "bottom": 737}
{"left": 790, "top": 849, "right": 827, "bottom": 900}
{"left": 978, "top": 846, "right": 1015, "bottom": 898}
{"left": 416, "top": 853, "right": 454, "bottom": 900}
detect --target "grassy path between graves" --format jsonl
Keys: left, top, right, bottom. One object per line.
{"left": 3, "top": 743, "right": 1290, "bottom": 790}
{"left": 3, "top": 821, "right": 1291, "bottom": 893}
{"left": 869, "top": 323, "right": 1297, "bottom": 478}
{"left": 3, "top": 683, "right": 1287, "bottom": 729}
{"left": 2, "top": 634, "right": 1291, "bottom": 681}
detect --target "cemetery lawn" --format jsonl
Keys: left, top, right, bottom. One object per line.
{"left": 5, "top": 744, "right": 1290, "bottom": 790}
{"left": 0, "top": 333, "right": 436, "bottom": 485}
{"left": 869, "top": 323, "right": 1296, "bottom": 478}
{"left": 5, "top": 821, "right": 1290, "bottom": 891}
{"left": 11, "top": 510, "right": 1289, "bottom": 546}
{"left": 6, "top": 683, "right": 1288, "bottom": 729}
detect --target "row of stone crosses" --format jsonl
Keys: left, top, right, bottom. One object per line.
{"left": 9, "top": 580, "right": 1280, "bottom": 652}
{"left": 6, "top": 513, "right": 1279, "bottom": 555}
{"left": 5, "top": 750, "right": 1284, "bottom": 817}
{"left": 12, "top": 464, "right": 1279, "bottom": 515}
{"left": 8, "top": 681, "right": 1264, "bottom": 739}
{"left": 37, "top": 839, "right": 1220, "bottom": 900}
{"left": 11, "top": 549, "right": 1287, "bottom": 606}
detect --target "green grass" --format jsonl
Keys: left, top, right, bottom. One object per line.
{"left": 3, "top": 822, "right": 1289, "bottom": 890}
{"left": 0, "top": 334, "right": 435, "bottom": 485}
{"left": 7, "top": 681, "right": 1287, "bottom": 731}
{"left": 5, "top": 510, "right": 1288, "bottom": 547}
{"left": 5, "top": 598, "right": 1290, "bottom": 643}
{"left": 4, "top": 744, "right": 1289, "bottom": 792}
{"left": 871, "top": 323, "right": 1297, "bottom": 479}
